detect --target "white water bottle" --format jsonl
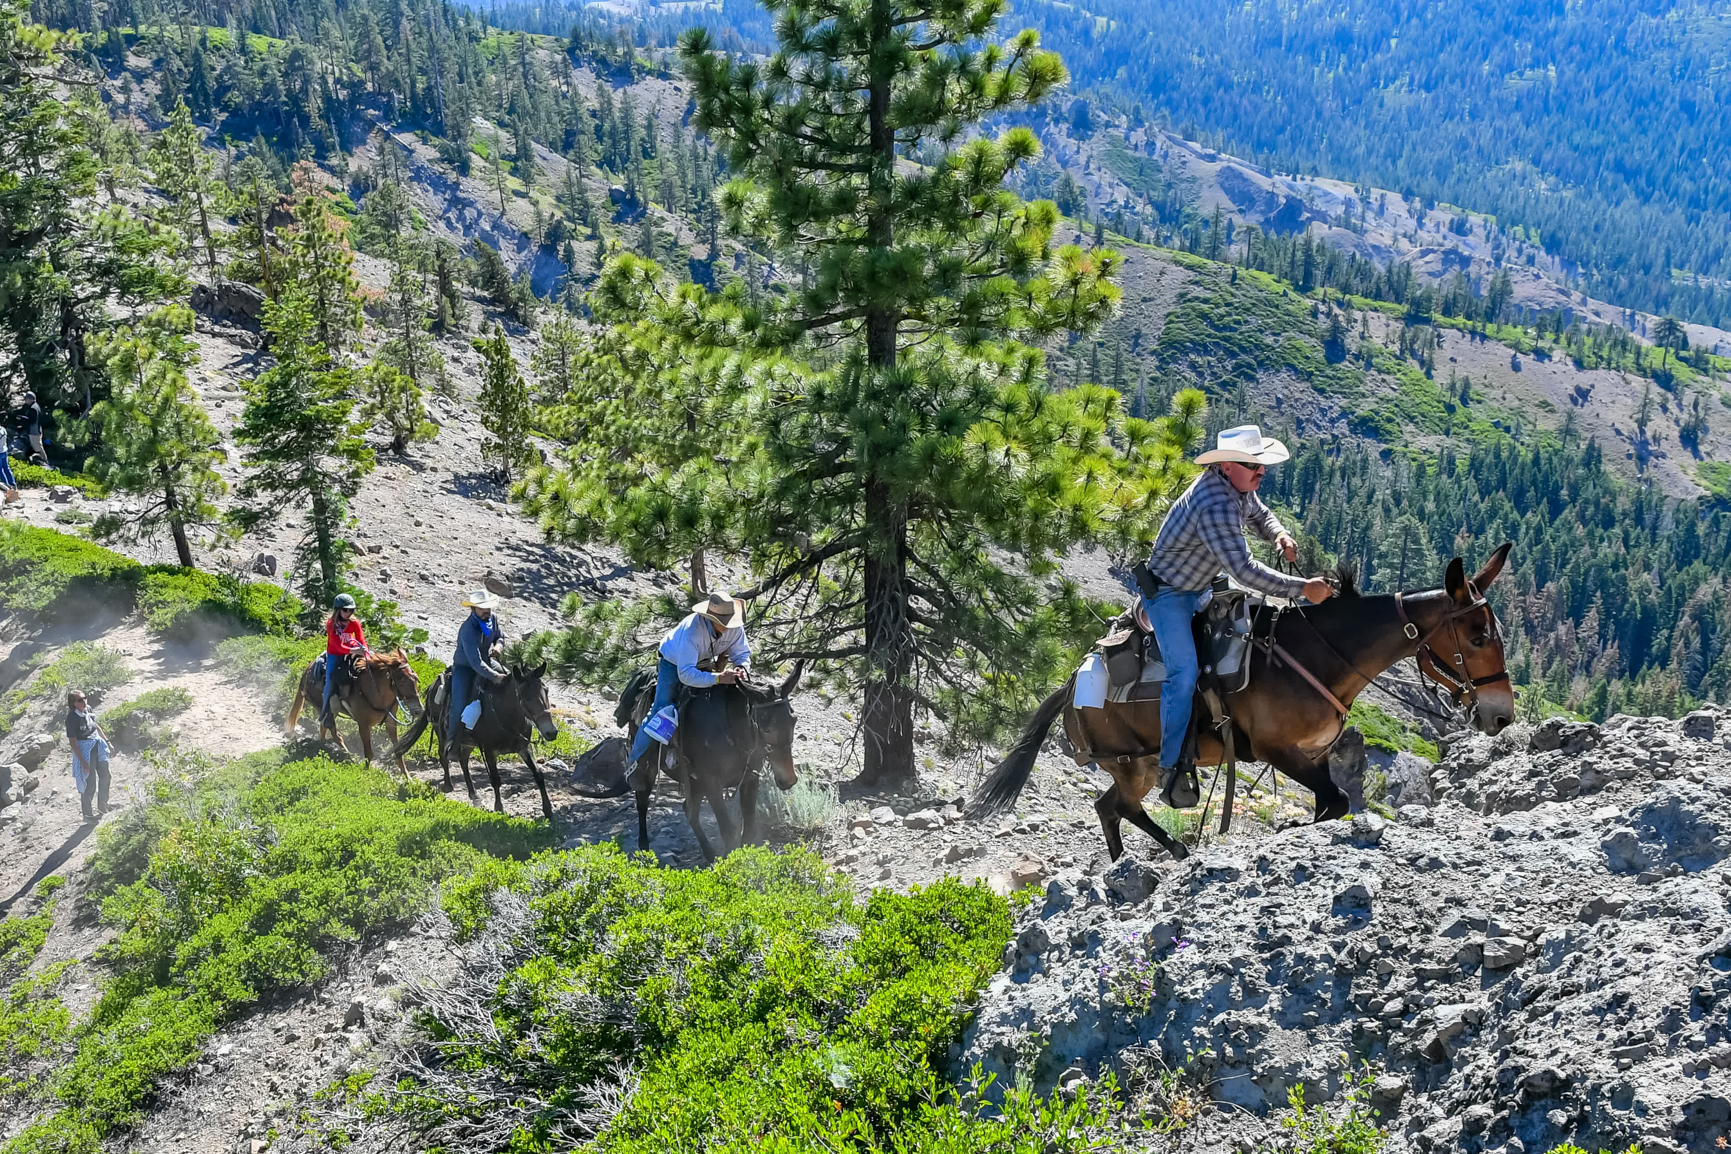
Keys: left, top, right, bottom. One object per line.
{"left": 461, "top": 699, "right": 482, "bottom": 729}
{"left": 1073, "top": 653, "right": 1108, "bottom": 709}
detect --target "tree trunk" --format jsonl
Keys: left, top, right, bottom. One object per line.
{"left": 847, "top": 0, "right": 916, "bottom": 790}
{"left": 160, "top": 470, "right": 194, "bottom": 568}
{"left": 856, "top": 479, "right": 916, "bottom": 789}
{"left": 310, "top": 487, "right": 339, "bottom": 604}
{"left": 689, "top": 548, "right": 707, "bottom": 602}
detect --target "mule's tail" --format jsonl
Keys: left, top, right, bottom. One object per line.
{"left": 966, "top": 680, "right": 1072, "bottom": 819}
{"left": 285, "top": 667, "right": 309, "bottom": 735}
{"left": 388, "top": 690, "right": 434, "bottom": 760}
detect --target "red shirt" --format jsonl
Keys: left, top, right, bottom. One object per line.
{"left": 327, "top": 616, "right": 367, "bottom": 656}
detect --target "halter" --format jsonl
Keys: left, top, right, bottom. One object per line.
{"left": 1395, "top": 586, "right": 1510, "bottom": 715}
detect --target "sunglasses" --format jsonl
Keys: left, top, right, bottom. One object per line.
{"left": 1233, "top": 462, "right": 1265, "bottom": 475}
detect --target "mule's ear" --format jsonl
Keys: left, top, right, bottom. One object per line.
{"left": 532, "top": 662, "right": 547, "bottom": 679}
{"left": 779, "top": 660, "right": 805, "bottom": 698}
{"left": 1444, "top": 557, "right": 1469, "bottom": 605}
{"left": 1473, "top": 542, "right": 1512, "bottom": 590}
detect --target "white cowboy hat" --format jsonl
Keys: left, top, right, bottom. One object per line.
{"left": 1195, "top": 424, "right": 1290, "bottom": 467}
{"left": 691, "top": 591, "right": 745, "bottom": 629}
{"left": 461, "top": 589, "right": 499, "bottom": 610}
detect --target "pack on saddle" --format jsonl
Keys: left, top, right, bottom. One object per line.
{"left": 616, "top": 656, "right": 752, "bottom": 790}
{"left": 1070, "top": 573, "right": 1257, "bottom": 808}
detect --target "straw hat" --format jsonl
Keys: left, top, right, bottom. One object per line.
{"left": 462, "top": 589, "right": 499, "bottom": 610}
{"left": 692, "top": 591, "right": 745, "bottom": 629}
{"left": 1195, "top": 424, "right": 1291, "bottom": 467}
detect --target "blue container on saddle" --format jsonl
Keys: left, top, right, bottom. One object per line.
{"left": 643, "top": 704, "right": 679, "bottom": 745}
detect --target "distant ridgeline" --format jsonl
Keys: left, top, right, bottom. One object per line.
{"left": 1011, "top": 0, "right": 1731, "bottom": 328}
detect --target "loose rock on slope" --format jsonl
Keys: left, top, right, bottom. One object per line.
{"left": 956, "top": 707, "right": 1731, "bottom": 1154}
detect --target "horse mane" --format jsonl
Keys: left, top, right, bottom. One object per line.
{"left": 363, "top": 649, "right": 411, "bottom": 668}
{"left": 1328, "top": 562, "right": 1360, "bottom": 598}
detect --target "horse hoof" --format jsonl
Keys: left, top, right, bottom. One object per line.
{"left": 1168, "top": 843, "right": 1190, "bottom": 861}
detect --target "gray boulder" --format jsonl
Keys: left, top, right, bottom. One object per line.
{"left": 190, "top": 280, "right": 266, "bottom": 326}
{"left": 1383, "top": 751, "right": 1434, "bottom": 808}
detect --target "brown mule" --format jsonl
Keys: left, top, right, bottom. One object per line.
{"left": 968, "top": 545, "right": 1515, "bottom": 862}
{"left": 285, "top": 650, "right": 424, "bottom": 778}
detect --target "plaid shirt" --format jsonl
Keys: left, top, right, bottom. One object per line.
{"left": 1148, "top": 466, "right": 1309, "bottom": 598}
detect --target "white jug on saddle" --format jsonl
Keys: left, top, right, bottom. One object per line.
{"left": 1073, "top": 653, "right": 1109, "bottom": 710}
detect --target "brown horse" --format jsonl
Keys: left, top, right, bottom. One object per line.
{"left": 285, "top": 650, "right": 424, "bottom": 776}
{"left": 968, "top": 545, "right": 1515, "bottom": 862}
{"left": 625, "top": 666, "right": 803, "bottom": 862}
{"left": 388, "top": 664, "right": 560, "bottom": 820}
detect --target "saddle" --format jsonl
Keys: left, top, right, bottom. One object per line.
{"left": 1091, "top": 582, "right": 1259, "bottom": 701}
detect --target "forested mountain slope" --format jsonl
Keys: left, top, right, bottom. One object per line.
{"left": 8, "top": 0, "right": 1730, "bottom": 737}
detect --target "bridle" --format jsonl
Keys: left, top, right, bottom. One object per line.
{"left": 1394, "top": 586, "right": 1510, "bottom": 717}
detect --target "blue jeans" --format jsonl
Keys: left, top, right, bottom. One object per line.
{"left": 1145, "top": 586, "right": 1207, "bottom": 768}
{"left": 627, "top": 658, "right": 680, "bottom": 765}
{"left": 321, "top": 654, "right": 337, "bottom": 719}
{"left": 447, "top": 666, "right": 478, "bottom": 750}
{"left": 0, "top": 453, "right": 15, "bottom": 490}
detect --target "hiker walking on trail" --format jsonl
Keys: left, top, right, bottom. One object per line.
{"left": 449, "top": 590, "right": 509, "bottom": 752}
{"left": 65, "top": 690, "right": 112, "bottom": 822}
{"left": 322, "top": 593, "right": 369, "bottom": 732}
{"left": 18, "top": 391, "right": 45, "bottom": 466}
{"left": 625, "top": 592, "right": 753, "bottom": 771}
{"left": 1144, "top": 425, "right": 1333, "bottom": 804}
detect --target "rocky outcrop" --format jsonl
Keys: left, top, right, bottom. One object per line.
{"left": 955, "top": 707, "right": 1731, "bottom": 1154}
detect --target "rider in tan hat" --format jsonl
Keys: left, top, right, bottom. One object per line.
{"left": 449, "top": 588, "right": 509, "bottom": 748}
{"left": 1144, "top": 425, "right": 1332, "bottom": 804}
{"left": 626, "top": 591, "right": 753, "bottom": 770}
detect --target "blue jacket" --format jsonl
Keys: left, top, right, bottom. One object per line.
{"left": 453, "top": 612, "right": 507, "bottom": 682}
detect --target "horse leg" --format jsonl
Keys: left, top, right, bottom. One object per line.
{"left": 738, "top": 769, "right": 762, "bottom": 846}
{"left": 1093, "top": 784, "right": 1127, "bottom": 863}
{"left": 1120, "top": 800, "right": 1190, "bottom": 861}
{"left": 522, "top": 745, "right": 553, "bottom": 822}
{"left": 637, "top": 786, "right": 653, "bottom": 852}
{"left": 357, "top": 718, "right": 374, "bottom": 765}
{"left": 1263, "top": 746, "right": 1348, "bottom": 824}
{"left": 456, "top": 744, "right": 478, "bottom": 803}
{"left": 709, "top": 781, "right": 742, "bottom": 856}
{"left": 683, "top": 786, "right": 718, "bottom": 863}
{"left": 384, "top": 715, "right": 409, "bottom": 781}
{"left": 485, "top": 750, "right": 504, "bottom": 814}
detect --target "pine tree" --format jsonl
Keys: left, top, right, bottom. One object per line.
{"left": 84, "top": 305, "right": 226, "bottom": 568}
{"left": 233, "top": 290, "right": 374, "bottom": 606}
{"left": 361, "top": 362, "right": 435, "bottom": 454}
{"left": 151, "top": 98, "right": 222, "bottom": 283}
{"left": 475, "top": 322, "right": 535, "bottom": 481}
{"left": 0, "top": 0, "right": 180, "bottom": 411}
{"left": 283, "top": 194, "right": 363, "bottom": 363}
{"left": 522, "top": 2, "right": 1187, "bottom": 787}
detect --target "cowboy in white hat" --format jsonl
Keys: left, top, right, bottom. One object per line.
{"left": 625, "top": 591, "right": 753, "bottom": 770}
{"left": 1143, "top": 425, "right": 1333, "bottom": 803}
{"left": 449, "top": 589, "right": 510, "bottom": 748}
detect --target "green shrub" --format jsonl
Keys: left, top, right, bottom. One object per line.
{"left": 11, "top": 461, "right": 107, "bottom": 498}
{"left": 33, "top": 643, "right": 133, "bottom": 703}
{"left": 1346, "top": 700, "right": 1439, "bottom": 761}
{"left": 3, "top": 755, "right": 551, "bottom": 1153}
{"left": 100, "top": 687, "right": 195, "bottom": 752}
{"left": 348, "top": 846, "right": 1128, "bottom": 1152}
{"left": 0, "top": 877, "right": 72, "bottom": 1094}
{"left": 1279, "top": 1057, "right": 1386, "bottom": 1154}
{"left": 756, "top": 775, "right": 839, "bottom": 835}
{"left": 0, "top": 523, "right": 140, "bottom": 618}
{"left": 139, "top": 568, "right": 303, "bottom": 644}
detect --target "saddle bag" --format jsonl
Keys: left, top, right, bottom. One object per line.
{"left": 1202, "top": 587, "right": 1256, "bottom": 694}
{"left": 1099, "top": 629, "right": 1143, "bottom": 688}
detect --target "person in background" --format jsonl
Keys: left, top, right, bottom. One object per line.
{"left": 19, "top": 391, "right": 44, "bottom": 466}
{"left": 0, "top": 448, "right": 18, "bottom": 504}
{"left": 625, "top": 591, "right": 752, "bottom": 773}
{"left": 449, "top": 589, "right": 509, "bottom": 751}
{"left": 322, "top": 593, "right": 368, "bottom": 732}
{"left": 65, "top": 690, "right": 112, "bottom": 822}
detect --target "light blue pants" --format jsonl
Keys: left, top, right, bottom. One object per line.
{"left": 1144, "top": 586, "right": 1207, "bottom": 768}
{"left": 627, "top": 657, "right": 679, "bottom": 765}
{"left": 321, "top": 654, "right": 337, "bottom": 719}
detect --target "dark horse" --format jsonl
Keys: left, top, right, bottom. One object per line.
{"left": 624, "top": 665, "right": 802, "bottom": 862}
{"left": 969, "top": 545, "right": 1515, "bottom": 862}
{"left": 285, "top": 650, "right": 423, "bottom": 777}
{"left": 389, "top": 664, "right": 560, "bottom": 820}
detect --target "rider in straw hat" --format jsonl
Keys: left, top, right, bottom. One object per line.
{"left": 626, "top": 591, "right": 753, "bottom": 771}
{"left": 1144, "top": 425, "right": 1333, "bottom": 804}
{"left": 449, "top": 589, "right": 510, "bottom": 750}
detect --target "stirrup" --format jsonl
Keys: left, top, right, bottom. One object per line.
{"left": 1160, "top": 762, "right": 1201, "bottom": 809}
